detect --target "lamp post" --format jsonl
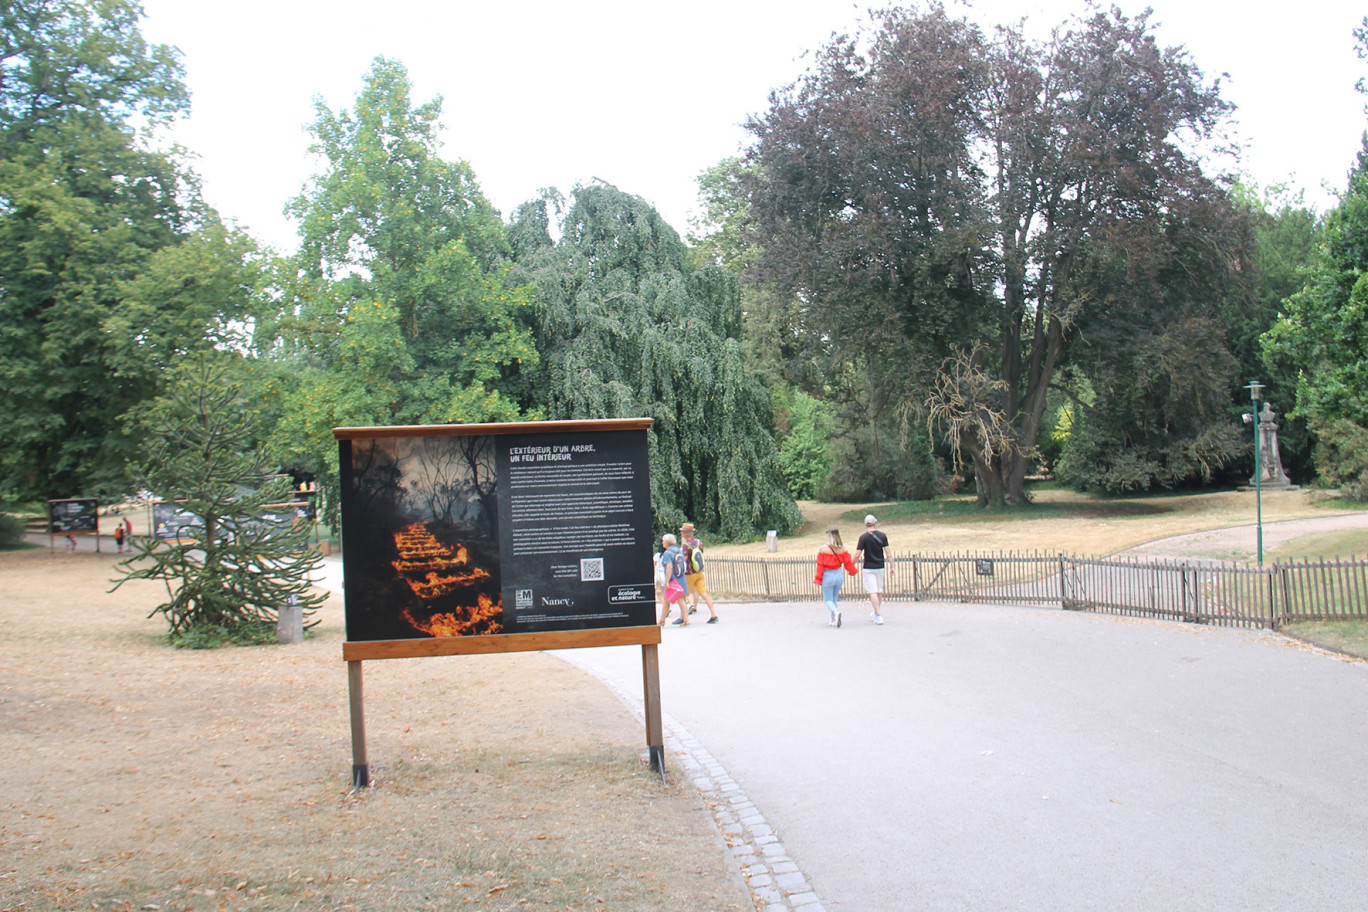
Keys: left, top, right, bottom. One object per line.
{"left": 1244, "top": 381, "right": 1265, "bottom": 565}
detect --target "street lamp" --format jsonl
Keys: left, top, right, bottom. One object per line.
{"left": 1243, "top": 380, "right": 1265, "bottom": 565}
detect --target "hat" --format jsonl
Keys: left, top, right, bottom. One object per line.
{"left": 680, "top": 522, "right": 695, "bottom": 533}
{"left": 864, "top": 514, "right": 878, "bottom": 525}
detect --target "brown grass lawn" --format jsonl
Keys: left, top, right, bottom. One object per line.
{"left": 0, "top": 548, "right": 747, "bottom": 912}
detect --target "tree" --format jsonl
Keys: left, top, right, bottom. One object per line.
{"left": 742, "top": 4, "right": 1248, "bottom": 504}
{"left": 0, "top": 0, "right": 204, "bottom": 500}
{"left": 1264, "top": 135, "right": 1368, "bottom": 495}
{"left": 509, "top": 184, "right": 801, "bottom": 540}
{"left": 1262, "top": 19, "right": 1368, "bottom": 496}
{"left": 113, "top": 355, "right": 325, "bottom": 646}
{"left": 262, "top": 58, "right": 538, "bottom": 500}
{"left": 1220, "top": 182, "right": 1321, "bottom": 481}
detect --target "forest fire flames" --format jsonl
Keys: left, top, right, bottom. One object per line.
{"left": 401, "top": 593, "right": 503, "bottom": 637}
{"left": 391, "top": 522, "right": 501, "bottom": 636}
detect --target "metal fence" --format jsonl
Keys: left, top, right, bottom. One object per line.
{"left": 703, "top": 552, "right": 1368, "bottom": 629}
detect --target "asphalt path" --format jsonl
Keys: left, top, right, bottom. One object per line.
{"left": 561, "top": 598, "right": 1368, "bottom": 912}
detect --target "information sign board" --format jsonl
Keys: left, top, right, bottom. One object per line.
{"left": 48, "top": 498, "right": 98, "bottom": 534}
{"left": 337, "top": 420, "right": 656, "bottom": 643}
{"left": 152, "top": 501, "right": 200, "bottom": 541}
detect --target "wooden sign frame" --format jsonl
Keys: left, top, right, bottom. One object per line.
{"left": 334, "top": 419, "right": 665, "bottom": 788}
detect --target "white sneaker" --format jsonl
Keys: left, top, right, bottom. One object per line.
{"left": 873, "top": 614, "right": 884, "bottom": 625}
{"left": 835, "top": 610, "right": 842, "bottom": 628}
{"left": 828, "top": 617, "right": 838, "bottom": 627}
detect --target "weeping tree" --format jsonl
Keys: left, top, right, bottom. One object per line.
{"left": 509, "top": 185, "right": 800, "bottom": 540}
{"left": 113, "top": 356, "right": 325, "bottom": 647}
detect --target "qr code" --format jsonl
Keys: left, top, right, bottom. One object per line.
{"left": 516, "top": 589, "right": 533, "bottom": 608}
{"left": 580, "top": 558, "right": 604, "bottom": 581}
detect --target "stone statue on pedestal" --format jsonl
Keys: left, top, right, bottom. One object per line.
{"left": 1248, "top": 403, "right": 1296, "bottom": 489}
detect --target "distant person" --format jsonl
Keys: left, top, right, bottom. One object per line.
{"left": 813, "top": 525, "right": 858, "bottom": 627}
{"left": 65, "top": 533, "right": 77, "bottom": 552}
{"left": 653, "top": 542, "right": 666, "bottom": 618}
{"left": 123, "top": 517, "right": 133, "bottom": 542}
{"left": 114, "top": 523, "right": 126, "bottom": 554}
{"left": 680, "top": 522, "right": 718, "bottom": 624}
{"left": 658, "top": 533, "right": 691, "bottom": 627}
{"left": 854, "top": 514, "right": 891, "bottom": 625}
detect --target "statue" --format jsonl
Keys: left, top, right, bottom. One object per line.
{"left": 1248, "top": 403, "right": 1296, "bottom": 489}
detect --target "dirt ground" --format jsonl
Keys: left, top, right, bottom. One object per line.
{"left": 0, "top": 547, "right": 750, "bottom": 912}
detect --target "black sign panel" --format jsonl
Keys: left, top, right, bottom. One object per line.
{"left": 496, "top": 430, "right": 655, "bottom": 633}
{"left": 339, "top": 424, "right": 655, "bottom": 642}
{"left": 48, "top": 499, "right": 97, "bottom": 533}
{"left": 152, "top": 501, "right": 200, "bottom": 541}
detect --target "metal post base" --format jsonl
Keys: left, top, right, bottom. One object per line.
{"left": 352, "top": 764, "right": 370, "bottom": 790}
{"left": 648, "top": 746, "right": 666, "bottom": 784}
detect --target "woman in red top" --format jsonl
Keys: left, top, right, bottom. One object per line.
{"left": 813, "top": 525, "right": 858, "bottom": 627}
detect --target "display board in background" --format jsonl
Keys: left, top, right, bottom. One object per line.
{"left": 48, "top": 498, "right": 98, "bottom": 534}
{"left": 152, "top": 501, "right": 200, "bottom": 541}
{"left": 338, "top": 420, "right": 656, "bottom": 644}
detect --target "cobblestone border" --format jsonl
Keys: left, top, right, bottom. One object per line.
{"left": 556, "top": 652, "right": 827, "bottom": 912}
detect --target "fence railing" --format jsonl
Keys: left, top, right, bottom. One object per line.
{"left": 703, "top": 552, "right": 1368, "bottom": 629}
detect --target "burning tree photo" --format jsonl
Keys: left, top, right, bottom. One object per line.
{"left": 343, "top": 434, "right": 502, "bottom": 640}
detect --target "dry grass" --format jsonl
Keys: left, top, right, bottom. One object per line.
{"left": 0, "top": 548, "right": 748, "bottom": 912}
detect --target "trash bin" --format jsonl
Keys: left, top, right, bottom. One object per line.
{"left": 277, "top": 594, "right": 303, "bottom": 644}
{"left": 766, "top": 530, "right": 778, "bottom": 552}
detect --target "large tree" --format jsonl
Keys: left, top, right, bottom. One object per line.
{"left": 1263, "top": 135, "right": 1368, "bottom": 496}
{"left": 742, "top": 4, "right": 1248, "bottom": 504}
{"left": 1218, "top": 182, "right": 1321, "bottom": 482}
{"left": 0, "top": 0, "right": 207, "bottom": 500}
{"left": 509, "top": 184, "right": 801, "bottom": 540}
{"left": 263, "top": 58, "right": 538, "bottom": 494}
{"left": 1261, "top": 19, "right": 1368, "bottom": 496}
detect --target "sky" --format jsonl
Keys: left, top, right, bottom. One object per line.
{"left": 138, "top": 0, "right": 1368, "bottom": 253}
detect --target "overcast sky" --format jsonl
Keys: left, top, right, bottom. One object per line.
{"left": 139, "top": 0, "right": 1367, "bottom": 252}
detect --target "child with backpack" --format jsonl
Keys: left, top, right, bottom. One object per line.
{"left": 657, "top": 533, "right": 691, "bottom": 627}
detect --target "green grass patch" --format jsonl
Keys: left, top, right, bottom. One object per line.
{"left": 1281, "top": 620, "right": 1368, "bottom": 660}
{"left": 1267, "top": 529, "right": 1368, "bottom": 561}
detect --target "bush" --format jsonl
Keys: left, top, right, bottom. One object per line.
{"left": 0, "top": 512, "right": 25, "bottom": 549}
{"left": 1310, "top": 417, "right": 1368, "bottom": 500}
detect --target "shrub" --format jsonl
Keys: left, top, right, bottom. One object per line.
{"left": 0, "top": 512, "right": 25, "bottom": 549}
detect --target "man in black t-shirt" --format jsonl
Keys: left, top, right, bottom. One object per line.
{"left": 854, "top": 514, "right": 890, "bottom": 625}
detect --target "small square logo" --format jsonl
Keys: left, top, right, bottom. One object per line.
{"left": 516, "top": 589, "right": 533, "bottom": 609}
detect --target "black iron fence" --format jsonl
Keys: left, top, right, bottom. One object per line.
{"left": 703, "top": 552, "right": 1368, "bottom": 629}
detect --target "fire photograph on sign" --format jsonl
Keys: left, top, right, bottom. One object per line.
{"left": 343, "top": 434, "right": 504, "bottom": 641}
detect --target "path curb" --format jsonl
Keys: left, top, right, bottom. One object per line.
{"left": 558, "top": 651, "right": 827, "bottom": 912}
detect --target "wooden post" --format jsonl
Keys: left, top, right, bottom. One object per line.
{"left": 348, "top": 660, "right": 370, "bottom": 789}
{"left": 641, "top": 642, "right": 665, "bottom": 781}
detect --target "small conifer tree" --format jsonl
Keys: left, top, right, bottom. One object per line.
{"left": 113, "top": 355, "right": 326, "bottom": 646}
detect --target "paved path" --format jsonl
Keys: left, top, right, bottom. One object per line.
{"left": 563, "top": 600, "right": 1368, "bottom": 912}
